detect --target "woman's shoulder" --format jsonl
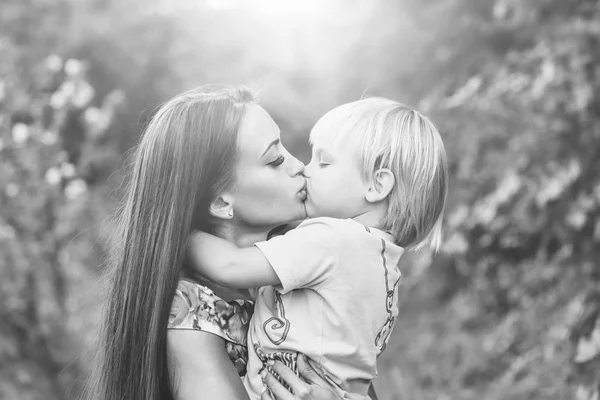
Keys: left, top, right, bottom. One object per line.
{"left": 168, "top": 279, "right": 253, "bottom": 347}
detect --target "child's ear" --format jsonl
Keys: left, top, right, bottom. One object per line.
{"left": 209, "top": 194, "right": 235, "bottom": 220}
{"left": 365, "top": 168, "right": 395, "bottom": 203}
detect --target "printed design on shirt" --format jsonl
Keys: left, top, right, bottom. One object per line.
{"left": 374, "top": 238, "right": 401, "bottom": 352}
{"left": 263, "top": 290, "right": 291, "bottom": 345}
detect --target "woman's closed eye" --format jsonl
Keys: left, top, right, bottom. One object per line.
{"left": 268, "top": 155, "right": 285, "bottom": 167}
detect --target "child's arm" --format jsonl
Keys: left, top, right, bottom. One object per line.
{"left": 188, "top": 231, "right": 280, "bottom": 289}
{"left": 267, "top": 219, "right": 305, "bottom": 238}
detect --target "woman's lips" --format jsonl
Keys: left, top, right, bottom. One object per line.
{"left": 298, "top": 189, "right": 307, "bottom": 201}
{"left": 297, "top": 182, "right": 307, "bottom": 201}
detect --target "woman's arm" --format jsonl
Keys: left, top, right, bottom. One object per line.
{"left": 167, "top": 329, "right": 250, "bottom": 400}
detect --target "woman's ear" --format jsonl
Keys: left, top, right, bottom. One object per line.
{"left": 209, "top": 194, "right": 235, "bottom": 220}
{"left": 365, "top": 168, "right": 395, "bottom": 203}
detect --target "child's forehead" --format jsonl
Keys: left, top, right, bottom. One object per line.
{"left": 310, "top": 116, "right": 359, "bottom": 145}
{"left": 310, "top": 135, "right": 361, "bottom": 160}
{"left": 310, "top": 133, "right": 343, "bottom": 151}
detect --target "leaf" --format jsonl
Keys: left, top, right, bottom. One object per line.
{"left": 576, "top": 385, "right": 599, "bottom": 400}
{"left": 574, "top": 319, "right": 600, "bottom": 363}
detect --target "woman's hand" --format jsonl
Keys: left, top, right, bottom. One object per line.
{"left": 260, "top": 355, "right": 341, "bottom": 400}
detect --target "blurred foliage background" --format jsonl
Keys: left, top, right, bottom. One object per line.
{"left": 1, "top": 0, "right": 599, "bottom": 399}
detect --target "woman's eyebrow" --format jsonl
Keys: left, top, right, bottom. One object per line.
{"left": 260, "top": 138, "right": 280, "bottom": 158}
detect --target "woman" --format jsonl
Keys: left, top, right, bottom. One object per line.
{"left": 85, "top": 85, "right": 344, "bottom": 400}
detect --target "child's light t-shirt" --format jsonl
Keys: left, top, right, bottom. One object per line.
{"left": 243, "top": 217, "right": 404, "bottom": 400}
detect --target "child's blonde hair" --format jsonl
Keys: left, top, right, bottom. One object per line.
{"left": 310, "top": 97, "right": 448, "bottom": 251}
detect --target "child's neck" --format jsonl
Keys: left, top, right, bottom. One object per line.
{"left": 351, "top": 203, "right": 388, "bottom": 230}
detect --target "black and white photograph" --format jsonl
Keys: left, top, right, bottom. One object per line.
{"left": 0, "top": 1, "right": 599, "bottom": 399}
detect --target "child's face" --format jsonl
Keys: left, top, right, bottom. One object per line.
{"left": 304, "top": 139, "right": 369, "bottom": 219}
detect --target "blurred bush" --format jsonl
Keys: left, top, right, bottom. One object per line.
{"left": 0, "top": 55, "right": 121, "bottom": 398}
{"left": 0, "top": 0, "right": 598, "bottom": 399}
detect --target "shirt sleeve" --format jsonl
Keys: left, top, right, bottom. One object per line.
{"left": 253, "top": 218, "right": 341, "bottom": 294}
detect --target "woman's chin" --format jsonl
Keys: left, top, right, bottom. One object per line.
{"left": 283, "top": 201, "right": 308, "bottom": 222}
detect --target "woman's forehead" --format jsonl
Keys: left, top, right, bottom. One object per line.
{"left": 237, "top": 104, "right": 281, "bottom": 159}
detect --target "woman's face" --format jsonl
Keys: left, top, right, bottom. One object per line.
{"left": 229, "top": 104, "right": 307, "bottom": 227}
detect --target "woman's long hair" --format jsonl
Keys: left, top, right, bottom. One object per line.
{"left": 84, "top": 86, "right": 255, "bottom": 400}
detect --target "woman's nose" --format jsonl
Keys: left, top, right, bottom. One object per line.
{"left": 288, "top": 155, "right": 305, "bottom": 177}
{"left": 303, "top": 160, "right": 312, "bottom": 178}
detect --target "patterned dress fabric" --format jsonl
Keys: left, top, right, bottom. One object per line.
{"left": 168, "top": 279, "right": 254, "bottom": 376}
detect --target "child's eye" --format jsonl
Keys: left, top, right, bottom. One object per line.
{"left": 269, "top": 156, "right": 285, "bottom": 167}
{"left": 318, "top": 161, "right": 329, "bottom": 167}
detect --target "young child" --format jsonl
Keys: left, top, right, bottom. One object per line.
{"left": 189, "top": 97, "right": 448, "bottom": 399}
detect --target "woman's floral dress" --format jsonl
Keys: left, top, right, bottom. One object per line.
{"left": 167, "top": 279, "right": 254, "bottom": 376}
